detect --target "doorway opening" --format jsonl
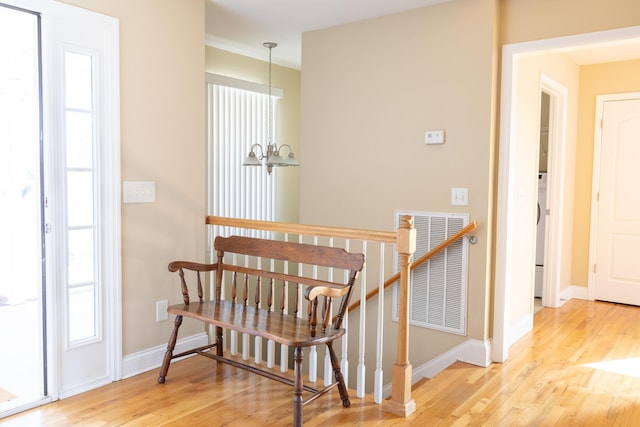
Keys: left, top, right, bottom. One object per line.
{"left": 494, "top": 25, "right": 640, "bottom": 363}
{"left": 534, "top": 91, "right": 550, "bottom": 311}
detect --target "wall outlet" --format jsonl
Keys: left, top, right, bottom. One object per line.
{"left": 156, "top": 300, "right": 168, "bottom": 322}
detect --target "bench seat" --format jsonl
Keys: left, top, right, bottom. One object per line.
{"left": 168, "top": 301, "right": 346, "bottom": 347}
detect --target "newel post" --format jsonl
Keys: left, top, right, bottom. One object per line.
{"left": 385, "top": 215, "right": 416, "bottom": 417}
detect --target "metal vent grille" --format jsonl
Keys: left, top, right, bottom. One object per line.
{"left": 393, "top": 211, "right": 469, "bottom": 335}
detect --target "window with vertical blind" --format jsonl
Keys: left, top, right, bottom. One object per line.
{"left": 206, "top": 73, "right": 282, "bottom": 221}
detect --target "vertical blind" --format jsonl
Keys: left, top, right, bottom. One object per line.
{"left": 206, "top": 74, "right": 281, "bottom": 221}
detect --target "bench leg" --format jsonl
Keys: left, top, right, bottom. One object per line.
{"left": 215, "top": 326, "right": 224, "bottom": 356}
{"left": 158, "top": 315, "right": 183, "bottom": 384}
{"left": 293, "top": 347, "right": 304, "bottom": 427}
{"left": 327, "top": 342, "right": 350, "bottom": 407}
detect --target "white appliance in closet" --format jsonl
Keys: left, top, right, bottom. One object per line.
{"left": 535, "top": 172, "right": 547, "bottom": 298}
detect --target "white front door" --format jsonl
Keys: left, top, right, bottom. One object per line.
{"left": 0, "top": 4, "right": 46, "bottom": 414}
{"left": 592, "top": 95, "right": 640, "bottom": 305}
{"left": 43, "top": 1, "right": 121, "bottom": 399}
{"left": 0, "top": 1, "right": 121, "bottom": 412}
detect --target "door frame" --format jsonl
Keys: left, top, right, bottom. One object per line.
{"left": 588, "top": 92, "right": 640, "bottom": 300}
{"left": 493, "top": 25, "right": 640, "bottom": 363}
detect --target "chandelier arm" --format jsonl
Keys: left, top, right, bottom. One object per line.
{"left": 250, "top": 143, "right": 266, "bottom": 160}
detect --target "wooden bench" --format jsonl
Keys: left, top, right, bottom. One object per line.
{"left": 157, "top": 235, "right": 365, "bottom": 426}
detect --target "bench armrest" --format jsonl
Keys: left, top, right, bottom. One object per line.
{"left": 168, "top": 261, "right": 217, "bottom": 273}
{"left": 168, "top": 261, "right": 219, "bottom": 304}
{"left": 304, "top": 284, "right": 352, "bottom": 334}
{"left": 304, "top": 284, "right": 349, "bottom": 302}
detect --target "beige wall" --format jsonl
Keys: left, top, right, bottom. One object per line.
{"left": 61, "top": 0, "right": 206, "bottom": 355}
{"left": 572, "top": 59, "right": 640, "bottom": 286}
{"left": 205, "top": 46, "right": 301, "bottom": 223}
{"left": 501, "top": 0, "right": 640, "bottom": 45}
{"left": 301, "top": 0, "right": 497, "bottom": 371}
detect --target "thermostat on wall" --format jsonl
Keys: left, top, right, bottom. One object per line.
{"left": 425, "top": 130, "right": 445, "bottom": 144}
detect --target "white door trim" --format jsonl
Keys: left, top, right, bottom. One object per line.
{"left": 494, "top": 25, "right": 640, "bottom": 363}
{"left": 588, "top": 92, "right": 640, "bottom": 300}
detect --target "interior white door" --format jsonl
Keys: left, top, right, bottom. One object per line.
{"left": 593, "top": 96, "right": 640, "bottom": 305}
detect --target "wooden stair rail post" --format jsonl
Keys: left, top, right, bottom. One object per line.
{"left": 385, "top": 215, "right": 417, "bottom": 417}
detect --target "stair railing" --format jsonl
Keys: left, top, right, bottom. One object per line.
{"left": 204, "top": 215, "right": 476, "bottom": 417}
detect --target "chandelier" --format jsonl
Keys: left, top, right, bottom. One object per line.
{"left": 242, "top": 42, "right": 299, "bottom": 174}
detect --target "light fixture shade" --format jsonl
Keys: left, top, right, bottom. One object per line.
{"left": 267, "top": 152, "right": 285, "bottom": 166}
{"left": 243, "top": 151, "right": 262, "bottom": 166}
{"left": 284, "top": 152, "right": 300, "bottom": 166}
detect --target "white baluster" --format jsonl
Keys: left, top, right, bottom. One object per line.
{"left": 280, "top": 344, "right": 288, "bottom": 373}
{"left": 229, "top": 252, "right": 237, "bottom": 355}
{"left": 242, "top": 333, "right": 249, "bottom": 361}
{"left": 374, "top": 243, "right": 385, "bottom": 404}
{"left": 267, "top": 259, "right": 275, "bottom": 369}
{"left": 230, "top": 330, "right": 237, "bottom": 356}
{"left": 341, "top": 311, "right": 349, "bottom": 389}
{"left": 340, "top": 239, "right": 350, "bottom": 389}
{"left": 254, "top": 335, "right": 262, "bottom": 365}
{"left": 281, "top": 237, "right": 289, "bottom": 373}
{"left": 324, "top": 238, "right": 334, "bottom": 386}
{"left": 357, "top": 241, "right": 368, "bottom": 398}
{"left": 309, "top": 235, "right": 319, "bottom": 383}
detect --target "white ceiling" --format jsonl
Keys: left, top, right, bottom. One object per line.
{"left": 205, "top": 0, "right": 640, "bottom": 69}
{"left": 205, "top": 0, "right": 451, "bottom": 69}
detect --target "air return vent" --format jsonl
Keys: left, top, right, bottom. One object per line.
{"left": 393, "top": 210, "right": 469, "bottom": 335}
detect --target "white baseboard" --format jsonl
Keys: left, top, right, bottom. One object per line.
{"left": 560, "top": 285, "right": 589, "bottom": 302}
{"left": 381, "top": 338, "right": 492, "bottom": 398}
{"left": 508, "top": 313, "right": 533, "bottom": 347}
{"left": 122, "top": 332, "right": 209, "bottom": 379}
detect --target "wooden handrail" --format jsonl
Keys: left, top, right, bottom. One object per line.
{"left": 345, "top": 220, "right": 477, "bottom": 314}
{"left": 207, "top": 215, "right": 397, "bottom": 243}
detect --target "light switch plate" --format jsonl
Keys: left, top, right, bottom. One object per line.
{"left": 451, "top": 187, "right": 469, "bottom": 206}
{"left": 425, "top": 130, "right": 445, "bottom": 144}
{"left": 123, "top": 181, "right": 156, "bottom": 203}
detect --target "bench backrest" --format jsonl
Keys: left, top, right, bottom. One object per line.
{"left": 214, "top": 235, "right": 365, "bottom": 332}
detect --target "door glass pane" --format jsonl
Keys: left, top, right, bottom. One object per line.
{"left": 65, "top": 52, "right": 92, "bottom": 110}
{"left": 67, "top": 171, "right": 94, "bottom": 226}
{"left": 65, "top": 50, "right": 97, "bottom": 344}
{"left": 0, "top": 4, "right": 45, "bottom": 413}
{"left": 66, "top": 111, "right": 93, "bottom": 167}
{"left": 67, "top": 228, "right": 94, "bottom": 285}
{"left": 68, "top": 285, "right": 95, "bottom": 342}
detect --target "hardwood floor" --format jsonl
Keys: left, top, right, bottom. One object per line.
{"left": 4, "top": 299, "right": 640, "bottom": 426}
